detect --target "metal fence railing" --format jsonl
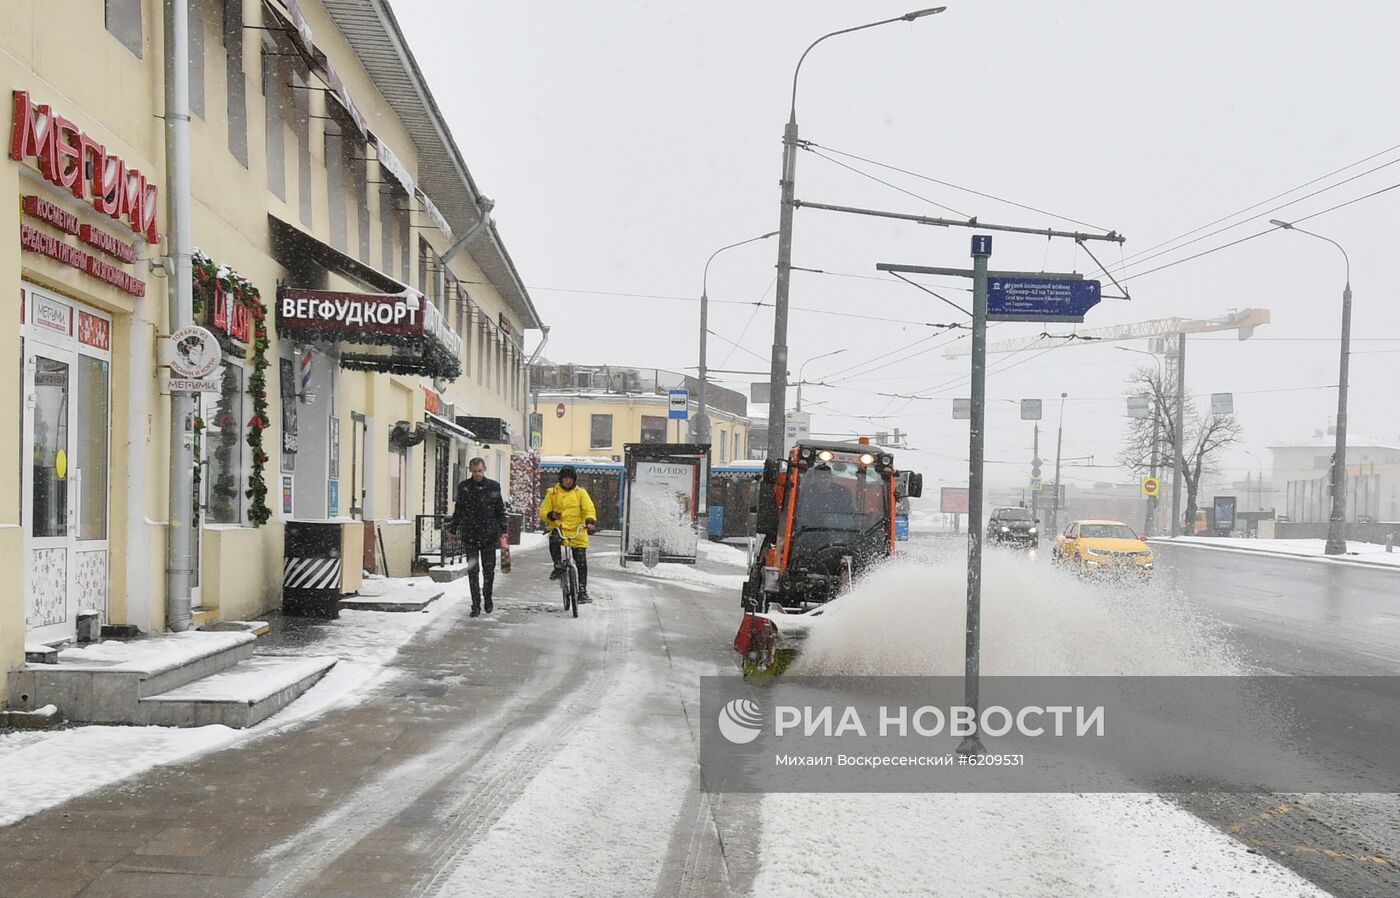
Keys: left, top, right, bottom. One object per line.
{"left": 415, "top": 514, "right": 465, "bottom": 569}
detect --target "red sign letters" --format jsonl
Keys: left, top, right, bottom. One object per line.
{"left": 10, "top": 90, "right": 160, "bottom": 243}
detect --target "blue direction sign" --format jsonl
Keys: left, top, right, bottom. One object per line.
{"left": 987, "top": 277, "right": 1102, "bottom": 323}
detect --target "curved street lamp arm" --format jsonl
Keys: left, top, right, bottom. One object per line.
{"left": 1291, "top": 226, "right": 1351, "bottom": 286}
{"left": 703, "top": 231, "right": 779, "bottom": 295}
{"left": 789, "top": 8, "right": 947, "bottom": 121}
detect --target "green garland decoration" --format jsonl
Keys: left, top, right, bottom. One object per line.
{"left": 192, "top": 252, "right": 272, "bottom": 526}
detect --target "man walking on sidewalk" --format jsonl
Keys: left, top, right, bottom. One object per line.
{"left": 449, "top": 457, "right": 508, "bottom": 617}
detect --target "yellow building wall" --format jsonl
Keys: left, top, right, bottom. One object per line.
{"left": 537, "top": 396, "right": 748, "bottom": 460}
{"left": 0, "top": 2, "right": 168, "bottom": 698}
{"left": 2, "top": 0, "right": 539, "bottom": 700}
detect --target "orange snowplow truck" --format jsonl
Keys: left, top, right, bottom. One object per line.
{"left": 740, "top": 441, "right": 921, "bottom": 612}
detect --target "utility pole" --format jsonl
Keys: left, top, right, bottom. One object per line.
{"left": 960, "top": 234, "right": 991, "bottom": 758}
{"left": 1050, "top": 393, "right": 1067, "bottom": 533}
{"left": 1171, "top": 334, "right": 1186, "bottom": 535}
{"left": 1030, "top": 423, "right": 1041, "bottom": 525}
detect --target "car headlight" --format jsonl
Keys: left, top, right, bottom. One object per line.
{"left": 1086, "top": 547, "right": 1107, "bottom": 556}
{"left": 858, "top": 452, "right": 875, "bottom": 466}
{"left": 1029, "top": 527, "right": 1038, "bottom": 535}
{"left": 1000, "top": 526, "right": 1010, "bottom": 533}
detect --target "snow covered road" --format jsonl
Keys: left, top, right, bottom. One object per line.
{"left": 0, "top": 536, "right": 1375, "bottom": 896}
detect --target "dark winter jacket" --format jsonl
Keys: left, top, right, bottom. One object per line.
{"left": 450, "top": 476, "right": 508, "bottom": 548}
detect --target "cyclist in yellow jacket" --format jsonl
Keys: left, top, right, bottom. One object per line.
{"left": 540, "top": 466, "right": 598, "bottom": 602}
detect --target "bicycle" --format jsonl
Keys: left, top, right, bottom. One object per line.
{"left": 550, "top": 523, "right": 588, "bottom": 618}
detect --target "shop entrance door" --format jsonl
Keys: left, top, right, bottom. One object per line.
{"left": 21, "top": 286, "right": 112, "bottom": 644}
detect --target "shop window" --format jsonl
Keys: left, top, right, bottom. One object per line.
{"left": 31, "top": 356, "right": 70, "bottom": 538}
{"left": 206, "top": 364, "right": 247, "bottom": 524}
{"left": 590, "top": 414, "right": 613, "bottom": 450}
{"left": 77, "top": 356, "right": 110, "bottom": 540}
{"left": 640, "top": 415, "right": 666, "bottom": 444}
{"left": 223, "top": 0, "right": 248, "bottom": 166}
{"left": 387, "top": 442, "right": 409, "bottom": 520}
{"left": 734, "top": 431, "right": 742, "bottom": 462}
{"left": 105, "top": 0, "right": 143, "bottom": 57}
{"left": 477, "top": 321, "right": 485, "bottom": 381}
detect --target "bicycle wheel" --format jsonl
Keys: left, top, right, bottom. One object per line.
{"left": 560, "top": 565, "right": 572, "bottom": 610}
{"left": 567, "top": 567, "right": 579, "bottom": 618}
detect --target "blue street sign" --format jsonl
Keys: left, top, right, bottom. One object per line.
{"left": 668, "top": 388, "right": 689, "bottom": 419}
{"left": 987, "top": 277, "right": 1102, "bottom": 323}
{"left": 971, "top": 235, "right": 993, "bottom": 257}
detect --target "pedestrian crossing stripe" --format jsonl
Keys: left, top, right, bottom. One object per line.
{"left": 284, "top": 557, "right": 341, "bottom": 590}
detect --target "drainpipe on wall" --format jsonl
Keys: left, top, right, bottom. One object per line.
{"left": 163, "top": 0, "right": 195, "bottom": 631}
{"left": 436, "top": 198, "right": 495, "bottom": 306}
{"left": 525, "top": 326, "right": 551, "bottom": 450}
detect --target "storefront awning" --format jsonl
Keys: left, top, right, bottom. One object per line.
{"left": 425, "top": 412, "right": 475, "bottom": 444}
{"left": 277, "top": 287, "right": 463, "bottom": 380}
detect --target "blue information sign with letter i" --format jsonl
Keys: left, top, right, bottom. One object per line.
{"left": 971, "top": 235, "right": 993, "bottom": 257}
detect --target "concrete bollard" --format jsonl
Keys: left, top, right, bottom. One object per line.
{"left": 1387, "top": 532, "right": 1394, "bottom": 553}
{"left": 76, "top": 610, "right": 102, "bottom": 643}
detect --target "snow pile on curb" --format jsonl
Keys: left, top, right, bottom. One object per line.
{"left": 1163, "top": 535, "right": 1400, "bottom": 567}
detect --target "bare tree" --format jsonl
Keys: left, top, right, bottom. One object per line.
{"left": 1118, "top": 366, "right": 1242, "bottom": 534}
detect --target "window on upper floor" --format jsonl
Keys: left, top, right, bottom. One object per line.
{"left": 223, "top": 0, "right": 248, "bottom": 166}
{"left": 106, "top": 0, "right": 143, "bottom": 58}
{"left": 641, "top": 416, "right": 667, "bottom": 444}
{"left": 591, "top": 415, "right": 613, "bottom": 450}
{"left": 291, "top": 66, "right": 312, "bottom": 228}
{"left": 326, "top": 122, "right": 348, "bottom": 252}
{"left": 261, "top": 35, "right": 285, "bottom": 200}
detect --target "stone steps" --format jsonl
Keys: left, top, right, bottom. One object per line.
{"left": 139, "top": 655, "right": 337, "bottom": 728}
{"left": 7, "top": 632, "right": 335, "bottom": 728}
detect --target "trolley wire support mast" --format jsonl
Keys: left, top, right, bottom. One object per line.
{"left": 877, "top": 230, "right": 1122, "bottom": 757}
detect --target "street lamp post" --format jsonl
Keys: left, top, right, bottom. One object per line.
{"left": 697, "top": 231, "right": 777, "bottom": 441}
{"left": 765, "top": 6, "right": 946, "bottom": 460}
{"left": 795, "top": 348, "right": 846, "bottom": 412}
{"left": 1050, "top": 392, "right": 1068, "bottom": 533}
{"left": 1270, "top": 219, "right": 1351, "bottom": 555}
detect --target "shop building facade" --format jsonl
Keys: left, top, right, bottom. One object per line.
{"left": 2, "top": 0, "right": 541, "bottom": 700}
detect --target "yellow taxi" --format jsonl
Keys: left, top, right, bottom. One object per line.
{"left": 1052, "top": 519, "right": 1154, "bottom": 576}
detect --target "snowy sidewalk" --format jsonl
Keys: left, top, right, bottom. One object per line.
{"left": 0, "top": 546, "right": 537, "bottom": 827}
{"left": 1152, "top": 535, "right": 1400, "bottom": 571}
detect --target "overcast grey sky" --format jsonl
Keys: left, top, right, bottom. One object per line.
{"left": 390, "top": 1, "right": 1400, "bottom": 490}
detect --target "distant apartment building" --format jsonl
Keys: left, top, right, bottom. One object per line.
{"left": 529, "top": 363, "right": 750, "bottom": 463}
